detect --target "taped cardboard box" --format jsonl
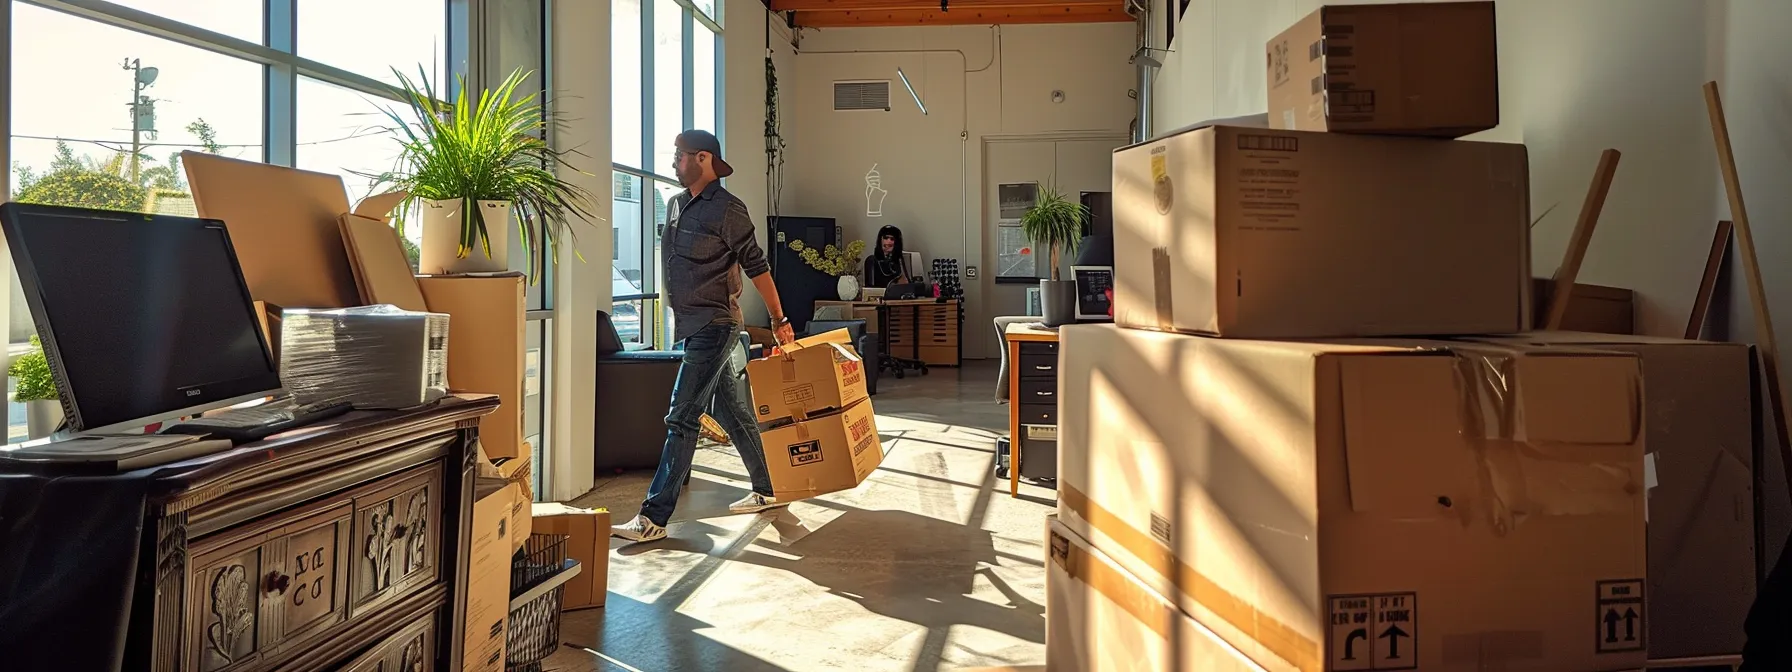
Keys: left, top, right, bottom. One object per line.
{"left": 530, "top": 503, "right": 612, "bottom": 610}
{"left": 759, "top": 398, "right": 883, "bottom": 502}
{"left": 419, "top": 274, "right": 526, "bottom": 459}
{"left": 465, "top": 478, "right": 516, "bottom": 672}
{"left": 1464, "top": 331, "right": 1755, "bottom": 659}
{"left": 1112, "top": 124, "right": 1530, "bottom": 339}
{"left": 1267, "top": 2, "right": 1499, "bottom": 138}
{"left": 1056, "top": 324, "right": 1646, "bottom": 672}
{"left": 745, "top": 329, "right": 869, "bottom": 423}
{"left": 1046, "top": 516, "right": 1264, "bottom": 672}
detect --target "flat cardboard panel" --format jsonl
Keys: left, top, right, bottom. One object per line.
{"left": 1113, "top": 125, "right": 1529, "bottom": 339}
{"left": 1267, "top": 2, "right": 1499, "bottom": 137}
{"left": 1463, "top": 332, "right": 1756, "bottom": 658}
{"left": 1058, "top": 325, "right": 1647, "bottom": 672}
{"left": 340, "top": 213, "right": 427, "bottom": 312}
{"left": 182, "top": 151, "right": 361, "bottom": 309}
{"left": 530, "top": 503, "right": 612, "bottom": 610}
{"left": 465, "top": 479, "right": 514, "bottom": 672}
{"left": 419, "top": 274, "right": 526, "bottom": 460}
{"left": 759, "top": 398, "right": 882, "bottom": 501}
{"left": 1531, "top": 279, "right": 1635, "bottom": 335}
{"left": 1045, "top": 517, "right": 1263, "bottom": 672}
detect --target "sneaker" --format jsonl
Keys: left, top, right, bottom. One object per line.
{"left": 728, "top": 492, "right": 788, "bottom": 515}
{"left": 611, "top": 515, "right": 667, "bottom": 543}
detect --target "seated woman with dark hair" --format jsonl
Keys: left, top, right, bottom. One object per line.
{"left": 863, "top": 225, "right": 911, "bottom": 288}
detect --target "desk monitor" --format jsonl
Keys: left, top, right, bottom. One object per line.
{"left": 0, "top": 203, "right": 285, "bottom": 435}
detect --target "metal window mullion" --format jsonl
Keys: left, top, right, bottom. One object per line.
{"left": 540, "top": 0, "right": 556, "bottom": 310}
{"left": 712, "top": 27, "right": 722, "bottom": 149}
{"left": 640, "top": 0, "right": 655, "bottom": 173}
{"left": 265, "top": 0, "right": 296, "bottom": 165}
{"left": 682, "top": 9, "right": 694, "bottom": 133}
{"left": 450, "top": 0, "right": 477, "bottom": 102}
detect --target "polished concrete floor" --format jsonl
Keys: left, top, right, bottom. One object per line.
{"left": 543, "top": 361, "right": 1060, "bottom": 672}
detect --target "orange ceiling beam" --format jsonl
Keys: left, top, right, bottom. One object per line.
{"left": 789, "top": 3, "right": 1131, "bottom": 26}
{"left": 771, "top": 0, "right": 1115, "bottom": 11}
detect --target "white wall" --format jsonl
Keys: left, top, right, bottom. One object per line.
{"left": 789, "top": 23, "right": 1136, "bottom": 357}
{"left": 722, "top": 0, "right": 801, "bottom": 325}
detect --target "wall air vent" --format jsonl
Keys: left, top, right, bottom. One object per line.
{"left": 833, "top": 80, "right": 892, "bottom": 111}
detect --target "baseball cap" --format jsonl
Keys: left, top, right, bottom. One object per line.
{"left": 675, "top": 129, "right": 733, "bottom": 179}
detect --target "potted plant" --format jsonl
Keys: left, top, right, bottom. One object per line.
{"left": 789, "top": 238, "right": 869, "bottom": 300}
{"left": 1021, "top": 184, "right": 1089, "bottom": 326}
{"left": 370, "top": 66, "right": 597, "bottom": 278}
{"left": 9, "top": 336, "right": 62, "bottom": 439}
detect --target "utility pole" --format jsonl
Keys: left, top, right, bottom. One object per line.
{"left": 122, "top": 58, "right": 158, "bottom": 185}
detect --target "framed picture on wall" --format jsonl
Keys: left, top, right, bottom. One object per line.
{"left": 996, "top": 182, "right": 1039, "bottom": 283}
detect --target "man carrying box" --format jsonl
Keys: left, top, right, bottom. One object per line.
{"left": 612, "top": 129, "right": 797, "bottom": 544}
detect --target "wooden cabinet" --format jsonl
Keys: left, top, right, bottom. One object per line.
{"left": 124, "top": 396, "right": 498, "bottom": 672}
{"left": 884, "top": 301, "right": 962, "bottom": 366}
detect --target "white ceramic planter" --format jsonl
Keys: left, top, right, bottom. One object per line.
{"left": 837, "top": 274, "right": 862, "bottom": 301}
{"left": 27, "top": 399, "right": 63, "bottom": 439}
{"left": 419, "top": 198, "right": 512, "bottom": 275}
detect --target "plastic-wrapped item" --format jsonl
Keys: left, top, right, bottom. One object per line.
{"left": 279, "top": 304, "right": 449, "bottom": 409}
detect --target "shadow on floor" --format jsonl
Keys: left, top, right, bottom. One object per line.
{"left": 557, "top": 591, "right": 788, "bottom": 672}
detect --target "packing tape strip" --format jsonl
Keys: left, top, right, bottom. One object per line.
{"left": 1060, "top": 483, "right": 1320, "bottom": 672}
{"left": 1049, "top": 525, "right": 1176, "bottom": 642}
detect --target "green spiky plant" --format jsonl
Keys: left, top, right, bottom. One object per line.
{"left": 1020, "top": 183, "right": 1090, "bottom": 281}
{"left": 367, "top": 66, "right": 598, "bottom": 280}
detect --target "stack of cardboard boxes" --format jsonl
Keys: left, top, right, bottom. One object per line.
{"left": 746, "top": 329, "right": 886, "bottom": 501}
{"left": 1049, "top": 3, "right": 1757, "bottom": 671}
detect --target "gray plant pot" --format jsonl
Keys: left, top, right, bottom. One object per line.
{"left": 27, "top": 399, "right": 63, "bottom": 440}
{"left": 1040, "top": 279, "right": 1077, "bottom": 327}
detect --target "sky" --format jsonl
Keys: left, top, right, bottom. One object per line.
{"left": 9, "top": 0, "right": 445, "bottom": 206}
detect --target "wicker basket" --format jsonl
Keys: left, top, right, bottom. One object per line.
{"left": 506, "top": 533, "right": 580, "bottom": 671}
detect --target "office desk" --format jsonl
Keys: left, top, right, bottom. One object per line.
{"left": 815, "top": 299, "right": 963, "bottom": 368}
{"left": 1004, "top": 322, "right": 1059, "bottom": 497}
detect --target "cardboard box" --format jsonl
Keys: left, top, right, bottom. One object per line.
{"left": 1464, "top": 332, "right": 1756, "bottom": 659}
{"left": 1112, "top": 124, "right": 1529, "bottom": 339}
{"left": 1267, "top": 2, "right": 1499, "bottom": 137}
{"left": 464, "top": 479, "right": 516, "bottom": 672}
{"left": 759, "top": 398, "right": 883, "bottom": 501}
{"left": 1531, "top": 279, "right": 1635, "bottom": 335}
{"left": 745, "top": 329, "right": 869, "bottom": 423}
{"left": 1046, "top": 516, "right": 1263, "bottom": 672}
{"left": 419, "top": 274, "right": 526, "bottom": 459}
{"left": 530, "top": 502, "right": 613, "bottom": 610}
{"left": 1057, "top": 324, "right": 1647, "bottom": 672}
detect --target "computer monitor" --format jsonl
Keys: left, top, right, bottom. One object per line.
{"left": 1, "top": 203, "right": 285, "bottom": 435}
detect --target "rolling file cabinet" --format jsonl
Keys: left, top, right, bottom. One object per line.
{"left": 1004, "top": 323, "right": 1060, "bottom": 497}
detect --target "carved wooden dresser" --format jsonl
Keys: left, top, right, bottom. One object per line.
{"left": 0, "top": 393, "right": 498, "bottom": 672}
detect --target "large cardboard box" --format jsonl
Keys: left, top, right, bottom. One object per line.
{"left": 1112, "top": 125, "right": 1529, "bottom": 339}
{"left": 1465, "top": 331, "right": 1756, "bottom": 659}
{"left": 1057, "top": 324, "right": 1647, "bottom": 672}
{"left": 419, "top": 274, "right": 526, "bottom": 459}
{"left": 759, "top": 398, "right": 882, "bottom": 501}
{"left": 1046, "top": 516, "right": 1263, "bottom": 672}
{"left": 530, "top": 503, "right": 613, "bottom": 610}
{"left": 464, "top": 479, "right": 516, "bottom": 672}
{"left": 1267, "top": 2, "right": 1499, "bottom": 138}
{"left": 1531, "top": 279, "right": 1635, "bottom": 335}
{"left": 746, "top": 329, "right": 869, "bottom": 423}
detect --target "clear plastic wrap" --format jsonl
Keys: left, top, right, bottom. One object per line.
{"left": 279, "top": 304, "right": 449, "bottom": 409}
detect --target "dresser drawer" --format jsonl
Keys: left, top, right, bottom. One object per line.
{"left": 1018, "top": 341, "right": 1058, "bottom": 356}
{"left": 1018, "top": 352, "right": 1058, "bottom": 379}
{"left": 350, "top": 465, "right": 445, "bottom": 620}
{"left": 185, "top": 502, "right": 354, "bottom": 672}
{"left": 336, "top": 614, "right": 437, "bottom": 672}
{"left": 1017, "top": 403, "right": 1057, "bottom": 425}
{"left": 1017, "top": 379, "right": 1059, "bottom": 404}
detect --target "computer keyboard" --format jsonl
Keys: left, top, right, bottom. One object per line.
{"left": 160, "top": 398, "right": 353, "bottom": 443}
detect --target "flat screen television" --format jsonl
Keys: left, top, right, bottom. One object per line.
{"left": 0, "top": 203, "right": 285, "bottom": 435}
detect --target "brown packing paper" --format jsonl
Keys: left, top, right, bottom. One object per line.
{"left": 530, "top": 502, "right": 612, "bottom": 610}
{"left": 418, "top": 274, "right": 527, "bottom": 460}
{"left": 1056, "top": 325, "right": 1647, "bottom": 672}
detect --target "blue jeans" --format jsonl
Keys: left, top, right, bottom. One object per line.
{"left": 637, "top": 321, "right": 775, "bottom": 526}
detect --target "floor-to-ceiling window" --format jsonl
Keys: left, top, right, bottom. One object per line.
{"left": 2, "top": 0, "right": 554, "bottom": 457}
{"left": 612, "top": 0, "right": 722, "bottom": 349}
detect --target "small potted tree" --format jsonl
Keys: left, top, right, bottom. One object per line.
{"left": 370, "top": 66, "right": 597, "bottom": 278}
{"left": 1021, "top": 184, "right": 1090, "bottom": 327}
{"left": 9, "top": 336, "right": 62, "bottom": 439}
